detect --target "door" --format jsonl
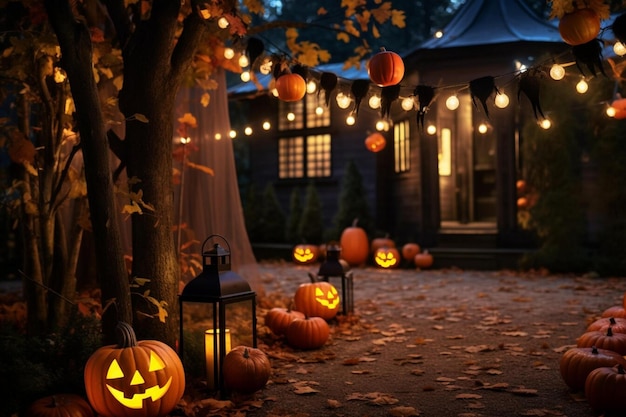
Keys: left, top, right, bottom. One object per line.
{"left": 438, "top": 94, "right": 497, "bottom": 225}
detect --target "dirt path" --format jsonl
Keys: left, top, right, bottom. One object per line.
{"left": 185, "top": 261, "right": 626, "bottom": 417}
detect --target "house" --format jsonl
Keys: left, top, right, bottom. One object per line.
{"left": 228, "top": 0, "right": 613, "bottom": 269}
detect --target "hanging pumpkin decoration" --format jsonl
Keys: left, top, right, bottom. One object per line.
{"left": 364, "top": 132, "right": 387, "bottom": 153}
{"left": 264, "top": 307, "right": 305, "bottom": 336}
{"left": 222, "top": 346, "right": 271, "bottom": 394}
{"left": 84, "top": 322, "right": 185, "bottom": 417}
{"left": 611, "top": 97, "right": 626, "bottom": 120}
{"left": 587, "top": 317, "right": 626, "bottom": 334}
{"left": 275, "top": 73, "right": 306, "bottom": 102}
{"left": 576, "top": 327, "right": 626, "bottom": 355}
{"left": 414, "top": 250, "right": 434, "bottom": 269}
{"left": 374, "top": 247, "right": 400, "bottom": 269}
{"left": 339, "top": 218, "right": 370, "bottom": 266}
{"left": 401, "top": 243, "right": 421, "bottom": 262}
{"left": 285, "top": 316, "right": 330, "bottom": 350}
{"left": 292, "top": 244, "right": 319, "bottom": 264}
{"left": 585, "top": 364, "right": 626, "bottom": 414}
{"left": 294, "top": 281, "right": 340, "bottom": 320}
{"left": 367, "top": 48, "right": 405, "bottom": 87}
{"left": 558, "top": 8, "right": 601, "bottom": 46}
{"left": 25, "top": 394, "right": 95, "bottom": 417}
{"left": 559, "top": 346, "right": 626, "bottom": 392}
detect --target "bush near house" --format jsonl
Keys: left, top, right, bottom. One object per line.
{"left": 330, "top": 160, "right": 373, "bottom": 241}
{"left": 298, "top": 182, "right": 325, "bottom": 244}
{"left": 285, "top": 187, "right": 303, "bottom": 243}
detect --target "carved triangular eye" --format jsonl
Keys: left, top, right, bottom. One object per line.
{"left": 315, "top": 288, "right": 324, "bottom": 296}
{"left": 130, "top": 370, "right": 145, "bottom": 385}
{"left": 149, "top": 351, "right": 166, "bottom": 372}
{"left": 107, "top": 359, "right": 124, "bottom": 379}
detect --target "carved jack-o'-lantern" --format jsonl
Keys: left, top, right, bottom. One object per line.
{"left": 292, "top": 244, "right": 319, "bottom": 264}
{"left": 374, "top": 247, "right": 400, "bottom": 269}
{"left": 365, "top": 132, "right": 387, "bottom": 153}
{"left": 84, "top": 322, "right": 185, "bottom": 417}
{"left": 294, "top": 282, "right": 340, "bottom": 320}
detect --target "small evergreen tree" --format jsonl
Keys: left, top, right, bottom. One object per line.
{"left": 298, "top": 182, "right": 325, "bottom": 244}
{"left": 243, "top": 183, "right": 263, "bottom": 242}
{"left": 260, "top": 182, "right": 286, "bottom": 243}
{"left": 285, "top": 187, "right": 303, "bottom": 243}
{"left": 331, "top": 160, "right": 372, "bottom": 239}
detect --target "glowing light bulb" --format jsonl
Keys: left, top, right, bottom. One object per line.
{"left": 218, "top": 17, "right": 229, "bottom": 29}
{"left": 494, "top": 93, "right": 509, "bottom": 109}
{"left": 180, "top": 136, "right": 191, "bottom": 144}
{"left": 238, "top": 55, "right": 249, "bottom": 67}
{"left": 262, "top": 121, "right": 271, "bottom": 130}
{"left": 434, "top": 30, "right": 444, "bottom": 39}
{"left": 539, "top": 119, "right": 552, "bottom": 130}
{"left": 53, "top": 68, "right": 66, "bottom": 83}
{"left": 244, "top": 126, "right": 253, "bottom": 135}
{"left": 346, "top": 115, "right": 356, "bottom": 126}
{"left": 401, "top": 97, "right": 415, "bottom": 111}
{"left": 229, "top": 130, "right": 237, "bottom": 138}
{"left": 477, "top": 123, "right": 488, "bottom": 134}
{"left": 369, "top": 95, "right": 381, "bottom": 109}
{"left": 550, "top": 64, "right": 565, "bottom": 80}
{"left": 576, "top": 79, "right": 588, "bottom": 94}
{"left": 376, "top": 120, "right": 389, "bottom": 131}
{"left": 606, "top": 106, "right": 616, "bottom": 117}
{"left": 446, "top": 95, "right": 459, "bottom": 110}
{"left": 336, "top": 93, "right": 351, "bottom": 109}
{"left": 224, "top": 48, "right": 235, "bottom": 59}
{"left": 315, "top": 106, "right": 324, "bottom": 116}
{"left": 240, "top": 71, "right": 250, "bottom": 82}
{"left": 271, "top": 88, "right": 279, "bottom": 97}
{"left": 307, "top": 81, "right": 317, "bottom": 94}
{"left": 287, "top": 112, "right": 295, "bottom": 121}
{"left": 215, "top": 133, "right": 222, "bottom": 140}
{"left": 614, "top": 41, "right": 626, "bottom": 57}
{"left": 426, "top": 125, "right": 437, "bottom": 135}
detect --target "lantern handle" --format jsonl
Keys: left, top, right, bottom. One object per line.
{"left": 201, "top": 234, "right": 231, "bottom": 254}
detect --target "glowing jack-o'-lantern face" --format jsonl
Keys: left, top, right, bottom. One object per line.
{"left": 374, "top": 247, "right": 400, "bottom": 269}
{"left": 85, "top": 322, "right": 185, "bottom": 417}
{"left": 293, "top": 244, "right": 319, "bottom": 264}
{"left": 294, "top": 282, "right": 340, "bottom": 320}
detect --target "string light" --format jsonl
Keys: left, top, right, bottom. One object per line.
{"left": 477, "top": 123, "right": 488, "bottom": 134}
{"left": 215, "top": 133, "right": 222, "bottom": 140}
{"left": 614, "top": 41, "right": 626, "bottom": 57}
{"left": 346, "top": 115, "right": 356, "bottom": 125}
{"left": 229, "top": 129, "right": 237, "bottom": 138}
{"left": 539, "top": 119, "right": 552, "bottom": 130}
{"left": 434, "top": 30, "right": 444, "bottom": 39}
{"left": 262, "top": 121, "right": 271, "bottom": 130}
{"left": 494, "top": 92, "right": 509, "bottom": 109}
{"left": 401, "top": 97, "right": 415, "bottom": 111}
{"left": 446, "top": 95, "right": 459, "bottom": 110}
{"left": 271, "top": 88, "right": 279, "bottom": 97}
{"left": 426, "top": 125, "right": 437, "bottom": 135}
{"left": 369, "top": 95, "right": 381, "bottom": 109}
{"left": 240, "top": 71, "right": 250, "bottom": 82}
{"left": 606, "top": 105, "right": 616, "bottom": 117}
{"left": 315, "top": 106, "right": 324, "bottom": 115}
{"left": 238, "top": 55, "right": 249, "bottom": 67}
{"left": 218, "top": 17, "right": 229, "bottom": 29}
{"left": 576, "top": 79, "right": 589, "bottom": 94}
{"left": 244, "top": 126, "right": 253, "bottom": 135}
{"left": 336, "top": 92, "right": 352, "bottom": 109}
{"left": 549, "top": 63, "right": 565, "bottom": 80}
{"left": 375, "top": 120, "right": 389, "bottom": 131}
{"left": 307, "top": 81, "right": 317, "bottom": 94}
{"left": 287, "top": 112, "right": 295, "bottom": 121}
{"left": 180, "top": 136, "right": 191, "bottom": 144}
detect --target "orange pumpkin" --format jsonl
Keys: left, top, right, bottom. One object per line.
{"left": 559, "top": 346, "right": 626, "bottom": 392}
{"left": 370, "top": 234, "right": 395, "bottom": 254}
{"left": 292, "top": 244, "right": 319, "bottom": 264}
{"left": 84, "top": 322, "right": 185, "bottom": 417}
{"left": 401, "top": 243, "right": 421, "bottom": 262}
{"left": 414, "top": 250, "right": 433, "bottom": 269}
{"left": 25, "top": 394, "right": 94, "bottom": 417}
{"left": 294, "top": 282, "right": 340, "bottom": 320}
{"left": 340, "top": 219, "right": 369, "bottom": 266}
{"left": 285, "top": 316, "right": 330, "bottom": 350}
{"left": 576, "top": 327, "right": 626, "bottom": 355}
{"left": 374, "top": 247, "right": 400, "bottom": 269}
{"left": 587, "top": 317, "right": 626, "bottom": 334}
{"left": 264, "top": 307, "right": 305, "bottom": 336}
{"left": 275, "top": 73, "right": 306, "bottom": 102}
{"left": 364, "top": 132, "right": 386, "bottom": 152}
{"left": 585, "top": 364, "right": 626, "bottom": 414}
{"left": 222, "top": 346, "right": 271, "bottom": 394}
{"left": 558, "top": 8, "right": 601, "bottom": 46}
{"left": 602, "top": 305, "right": 626, "bottom": 318}
{"left": 368, "top": 49, "right": 405, "bottom": 87}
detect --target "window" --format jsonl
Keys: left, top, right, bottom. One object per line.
{"left": 277, "top": 93, "right": 332, "bottom": 179}
{"left": 394, "top": 119, "right": 411, "bottom": 173}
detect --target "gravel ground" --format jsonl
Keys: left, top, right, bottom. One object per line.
{"left": 199, "top": 260, "right": 626, "bottom": 417}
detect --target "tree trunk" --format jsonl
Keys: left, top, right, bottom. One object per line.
{"left": 45, "top": 0, "right": 132, "bottom": 343}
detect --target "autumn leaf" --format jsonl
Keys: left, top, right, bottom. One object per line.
{"left": 317, "top": 7, "right": 327, "bottom": 15}
{"left": 177, "top": 112, "right": 197, "bottom": 128}
{"left": 337, "top": 32, "right": 351, "bottom": 43}
{"left": 391, "top": 10, "right": 406, "bottom": 28}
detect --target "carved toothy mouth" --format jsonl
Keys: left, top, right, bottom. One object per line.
{"left": 106, "top": 377, "right": 172, "bottom": 409}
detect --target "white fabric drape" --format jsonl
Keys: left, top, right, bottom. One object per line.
{"left": 174, "top": 69, "right": 260, "bottom": 291}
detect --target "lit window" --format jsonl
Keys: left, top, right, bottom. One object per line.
{"left": 306, "top": 134, "right": 331, "bottom": 177}
{"left": 394, "top": 119, "right": 410, "bottom": 173}
{"left": 279, "top": 101, "right": 304, "bottom": 130}
{"left": 278, "top": 137, "right": 304, "bottom": 179}
{"left": 306, "top": 94, "right": 330, "bottom": 127}
{"left": 279, "top": 135, "right": 331, "bottom": 179}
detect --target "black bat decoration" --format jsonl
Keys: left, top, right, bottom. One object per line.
{"left": 612, "top": 12, "right": 626, "bottom": 44}
{"left": 351, "top": 79, "right": 370, "bottom": 115}
{"left": 469, "top": 76, "right": 499, "bottom": 117}
{"left": 572, "top": 39, "right": 607, "bottom": 77}
{"left": 380, "top": 84, "right": 401, "bottom": 119}
{"left": 319, "top": 72, "right": 338, "bottom": 108}
{"left": 518, "top": 72, "right": 545, "bottom": 120}
{"left": 291, "top": 64, "right": 309, "bottom": 81}
{"left": 414, "top": 85, "right": 435, "bottom": 130}
{"left": 245, "top": 37, "right": 265, "bottom": 69}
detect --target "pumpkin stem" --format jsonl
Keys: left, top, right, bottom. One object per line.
{"left": 610, "top": 317, "right": 617, "bottom": 325}
{"left": 351, "top": 218, "right": 359, "bottom": 227}
{"left": 591, "top": 345, "right": 599, "bottom": 354}
{"left": 607, "top": 327, "right": 614, "bottom": 337}
{"left": 116, "top": 321, "right": 138, "bottom": 348}
{"left": 243, "top": 347, "right": 250, "bottom": 359}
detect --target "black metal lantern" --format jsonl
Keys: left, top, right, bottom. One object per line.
{"left": 179, "top": 235, "right": 257, "bottom": 392}
{"left": 317, "top": 242, "right": 354, "bottom": 315}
